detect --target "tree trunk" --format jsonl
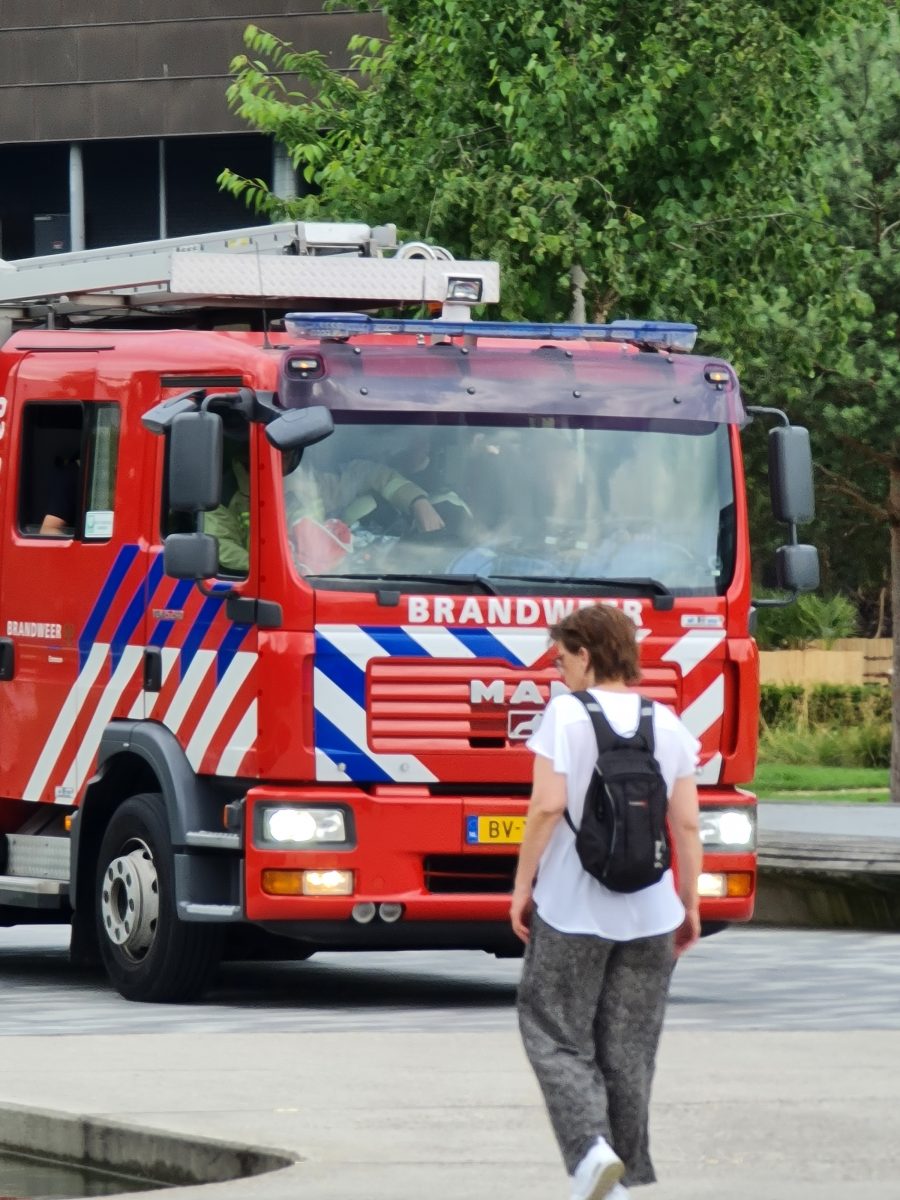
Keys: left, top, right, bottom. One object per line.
{"left": 569, "top": 265, "right": 586, "bottom": 324}
{"left": 891, "top": 465, "right": 900, "bottom": 802}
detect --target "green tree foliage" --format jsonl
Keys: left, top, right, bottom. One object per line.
{"left": 800, "top": 9, "right": 900, "bottom": 796}
{"left": 755, "top": 592, "right": 859, "bottom": 650}
{"left": 220, "top": 1, "right": 855, "bottom": 343}
{"left": 220, "top": 1, "right": 900, "bottom": 783}
{"left": 220, "top": 3, "right": 878, "bottom": 595}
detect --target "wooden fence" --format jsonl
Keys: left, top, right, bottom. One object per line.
{"left": 758, "top": 638, "right": 892, "bottom": 686}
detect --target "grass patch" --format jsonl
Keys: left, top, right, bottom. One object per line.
{"left": 761, "top": 791, "right": 889, "bottom": 803}
{"left": 751, "top": 763, "right": 890, "bottom": 793}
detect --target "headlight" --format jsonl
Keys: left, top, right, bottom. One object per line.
{"left": 699, "top": 809, "right": 755, "bottom": 850}
{"left": 261, "top": 806, "right": 347, "bottom": 845}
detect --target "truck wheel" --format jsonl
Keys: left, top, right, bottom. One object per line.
{"left": 95, "top": 793, "right": 222, "bottom": 1003}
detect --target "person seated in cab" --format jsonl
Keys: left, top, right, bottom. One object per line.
{"left": 357, "top": 426, "right": 474, "bottom": 541}
{"left": 39, "top": 453, "right": 80, "bottom": 536}
{"left": 203, "top": 445, "right": 445, "bottom": 576}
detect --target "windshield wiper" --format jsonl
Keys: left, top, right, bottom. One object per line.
{"left": 306, "top": 573, "right": 499, "bottom": 594}
{"left": 490, "top": 575, "right": 673, "bottom": 597}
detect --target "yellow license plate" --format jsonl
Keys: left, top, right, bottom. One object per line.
{"left": 466, "top": 815, "right": 526, "bottom": 845}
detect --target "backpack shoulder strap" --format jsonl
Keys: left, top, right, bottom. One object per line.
{"left": 572, "top": 689, "right": 619, "bottom": 752}
{"left": 636, "top": 698, "right": 657, "bottom": 754}
{"left": 563, "top": 690, "right": 617, "bottom": 835}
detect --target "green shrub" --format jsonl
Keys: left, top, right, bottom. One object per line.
{"left": 760, "top": 683, "right": 890, "bottom": 729}
{"left": 758, "top": 723, "right": 891, "bottom": 768}
{"left": 759, "top": 684, "right": 806, "bottom": 727}
{"left": 756, "top": 592, "right": 858, "bottom": 650}
{"left": 807, "top": 684, "right": 891, "bottom": 726}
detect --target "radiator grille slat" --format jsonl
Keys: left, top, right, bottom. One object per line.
{"left": 368, "top": 662, "right": 680, "bottom": 750}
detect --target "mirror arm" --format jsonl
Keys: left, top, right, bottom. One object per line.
{"left": 752, "top": 590, "right": 799, "bottom": 609}
{"left": 195, "top": 579, "right": 236, "bottom": 600}
{"left": 745, "top": 404, "right": 789, "bottom": 427}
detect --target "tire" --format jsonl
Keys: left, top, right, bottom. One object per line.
{"left": 95, "top": 793, "right": 223, "bottom": 1003}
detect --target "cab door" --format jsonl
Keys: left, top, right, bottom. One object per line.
{"left": 140, "top": 394, "right": 261, "bottom": 780}
{"left": 0, "top": 353, "right": 133, "bottom": 806}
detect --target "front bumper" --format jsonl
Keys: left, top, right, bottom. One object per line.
{"left": 244, "top": 785, "right": 525, "bottom": 923}
{"left": 243, "top": 785, "right": 757, "bottom": 926}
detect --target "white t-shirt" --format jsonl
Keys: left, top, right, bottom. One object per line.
{"left": 527, "top": 689, "right": 700, "bottom": 941}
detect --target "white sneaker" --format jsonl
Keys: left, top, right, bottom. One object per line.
{"left": 606, "top": 1186, "right": 630, "bottom": 1200}
{"left": 569, "top": 1137, "right": 625, "bottom": 1200}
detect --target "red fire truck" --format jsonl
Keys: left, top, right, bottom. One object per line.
{"left": 0, "top": 222, "right": 818, "bottom": 1001}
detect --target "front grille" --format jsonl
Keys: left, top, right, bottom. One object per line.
{"left": 368, "top": 661, "right": 681, "bottom": 751}
{"left": 423, "top": 854, "right": 517, "bottom": 895}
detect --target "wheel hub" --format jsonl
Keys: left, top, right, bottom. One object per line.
{"left": 100, "top": 840, "right": 159, "bottom": 960}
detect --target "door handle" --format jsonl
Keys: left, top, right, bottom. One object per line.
{"left": 143, "top": 647, "right": 163, "bottom": 692}
{"left": 0, "top": 638, "right": 13, "bottom": 681}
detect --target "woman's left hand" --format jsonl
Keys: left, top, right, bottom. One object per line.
{"left": 510, "top": 886, "right": 534, "bottom": 943}
{"left": 674, "top": 905, "right": 701, "bottom": 957}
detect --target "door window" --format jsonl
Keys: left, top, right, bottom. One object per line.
{"left": 17, "top": 402, "right": 121, "bottom": 540}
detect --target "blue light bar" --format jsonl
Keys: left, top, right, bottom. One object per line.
{"left": 284, "top": 313, "right": 698, "bottom": 353}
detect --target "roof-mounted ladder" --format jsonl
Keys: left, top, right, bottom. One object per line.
{"left": 0, "top": 221, "right": 500, "bottom": 330}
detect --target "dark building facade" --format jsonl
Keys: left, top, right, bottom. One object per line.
{"left": 0, "top": 2, "right": 384, "bottom": 259}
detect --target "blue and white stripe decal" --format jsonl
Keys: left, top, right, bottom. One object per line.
{"left": 25, "top": 546, "right": 259, "bottom": 801}
{"left": 78, "top": 544, "right": 138, "bottom": 669}
{"left": 313, "top": 624, "right": 551, "bottom": 782}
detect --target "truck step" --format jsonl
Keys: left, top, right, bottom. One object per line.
{"left": 3, "top": 834, "right": 69, "bottom": 880}
{"left": 184, "top": 831, "right": 241, "bottom": 850}
{"left": 178, "top": 902, "right": 241, "bottom": 922}
{"left": 0, "top": 875, "right": 69, "bottom": 910}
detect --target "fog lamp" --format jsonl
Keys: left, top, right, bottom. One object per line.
{"left": 698, "top": 872, "right": 754, "bottom": 898}
{"left": 698, "top": 872, "right": 727, "bottom": 898}
{"left": 302, "top": 869, "right": 354, "bottom": 896}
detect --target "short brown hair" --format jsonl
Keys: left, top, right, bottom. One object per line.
{"left": 548, "top": 604, "right": 641, "bottom": 684}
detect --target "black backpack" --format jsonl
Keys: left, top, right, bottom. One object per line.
{"left": 563, "top": 691, "right": 670, "bottom": 894}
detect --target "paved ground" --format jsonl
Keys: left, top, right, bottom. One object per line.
{"left": 1, "top": 803, "right": 898, "bottom": 1199}
{"left": 2, "top": 925, "right": 900, "bottom": 1035}
{"left": 758, "top": 800, "right": 900, "bottom": 840}
{"left": 0, "top": 1026, "right": 897, "bottom": 1200}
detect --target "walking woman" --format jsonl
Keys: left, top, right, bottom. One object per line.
{"left": 512, "top": 603, "right": 703, "bottom": 1200}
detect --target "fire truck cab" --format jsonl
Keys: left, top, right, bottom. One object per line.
{"left": 0, "top": 222, "right": 818, "bottom": 1001}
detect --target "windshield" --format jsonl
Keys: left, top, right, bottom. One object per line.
{"left": 281, "top": 416, "right": 735, "bottom": 596}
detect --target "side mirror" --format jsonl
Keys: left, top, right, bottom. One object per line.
{"left": 168, "top": 411, "right": 224, "bottom": 511}
{"left": 769, "top": 426, "right": 814, "bottom": 525}
{"left": 163, "top": 533, "right": 220, "bottom": 581}
{"left": 265, "top": 405, "right": 333, "bottom": 452}
{"left": 775, "top": 544, "right": 820, "bottom": 593}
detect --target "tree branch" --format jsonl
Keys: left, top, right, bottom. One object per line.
{"left": 836, "top": 433, "right": 897, "bottom": 471}
{"left": 818, "top": 465, "right": 890, "bottom": 524}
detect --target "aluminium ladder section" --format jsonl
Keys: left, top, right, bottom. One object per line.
{"left": 0, "top": 221, "right": 500, "bottom": 322}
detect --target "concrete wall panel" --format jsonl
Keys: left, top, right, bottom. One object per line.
{"left": 0, "top": 30, "right": 78, "bottom": 86}
{"left": 76, "top": 25, "right": 141, "bottom": 83}
{"left": 0, "top": 3, "right": 385, "bottom": 144}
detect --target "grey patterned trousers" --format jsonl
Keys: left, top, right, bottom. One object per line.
{"left": 517, "top": 913, "right": 675, "bottom": 1186}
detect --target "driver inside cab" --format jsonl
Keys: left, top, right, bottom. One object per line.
{"left": 203, "top": 444, "right": 444, "bottom": 576}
